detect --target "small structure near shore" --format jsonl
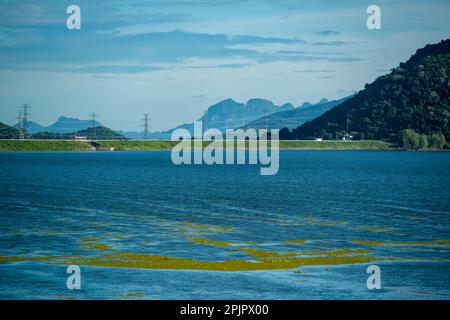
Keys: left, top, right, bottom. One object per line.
{"left": 74, "top": 136, "right": 88, "bottom": 142}
{"left": 89, "top": 141, "right": 115, "bottom": 151}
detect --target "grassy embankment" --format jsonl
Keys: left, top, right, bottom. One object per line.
{"left": 98, "top": 139, "right": 396, "bottom": 150}
{"left": 0, "top": 139, "right": 397, "bottom": 152}
{"left": 0, "top": 140, "right": 93, "bottom": 152}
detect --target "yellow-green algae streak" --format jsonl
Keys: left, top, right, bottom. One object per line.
{"left": 2, "top": 218, "right": 449, "bottom": 272}
{"left": 2, "top": 237, "right": 450, "bottom": 271}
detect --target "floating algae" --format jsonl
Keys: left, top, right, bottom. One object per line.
{"left": 66, "top": 249, "right": 376, "bottom": 271}
{"left": 190, "top": 236, "right": 297, "bottom": 258}
{"left": 126, "top": 292, "right": 145, "bottom": 298}
{"left": 3, "top": 230, "right": 449, "bottom": 272}
{"left": 84, "top": 243, "right": 112, "bottom": 251}
{"left": 0, "top": 240, "right": 439, "bottom": 271}
{"left": 82, "top": 237, "right": 113, "bottom": 251}
{"left": 0, "top": 236, "right": 377, "bottom": 271}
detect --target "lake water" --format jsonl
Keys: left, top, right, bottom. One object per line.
{"left": 0, "top": 151, "right": 449, "bottom": 299}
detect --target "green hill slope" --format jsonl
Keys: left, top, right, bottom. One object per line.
{"left": 286, "top": 40, "right": 450, "bottom": 142}
{"left": 0, "top": 122, "right": 19, "bottom": 139}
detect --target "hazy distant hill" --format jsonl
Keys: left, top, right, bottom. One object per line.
{"left": 13, "top": 120, "right": 46, "bottom": 133}
{"left": 0, "top": 122, "right": 19, "bottom": 139}
{"left": 118, "top": 131, "right": 144, "bottom": 140}
{"left": 146, "top": 98, "right": 295, "bottom": 139}
{"left": 15, "top": 116, "right": 102, "bottom": 134}
{"left": 243, "top": 96, "right": 351, "bottom": 130}
{"left": 31, "top": 126, "right": 126, "bottom": 140}
{"left": 284, "top": 39, "right": 450, "bottom": 141}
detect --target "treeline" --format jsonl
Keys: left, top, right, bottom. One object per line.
{"left": 398, "top": 129, "right": 446, "bottom": 150}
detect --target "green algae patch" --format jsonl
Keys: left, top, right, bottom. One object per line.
{"left": 7, "top": 233, "right": 443, "bottom": 272}
{"left": 190, "top": 236, "right": 235, "bottom": 248}
{"left": 82, "top": 237, "right": 113, "bottom": 251}
{"left": 68, "top": 250, "right": 376, "bottom": 271}
{"left": 126, "top": 292, "right": 145, "bottom": 298}
{"left": 189, "top": 236, "right": 297, "bottom": 259}
{"left": 84, "top": 243, "right": 112, "bottom": 251}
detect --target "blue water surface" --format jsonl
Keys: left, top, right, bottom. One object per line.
{"left": 0, "top": 151, "right": 449, "bottom": 299}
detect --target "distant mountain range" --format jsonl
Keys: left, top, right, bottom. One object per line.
{"left": 282, "top": 39, "right": 450, "bottom": 141}
{"left": 243, "top": 96, "right": 351, "bottom": 130}
{"left": 5, "top": 96, "right": 348, "bottom": 140}
{"left": 147, "top": 98, "right": 295, "bottom": 139}
{"left": 1, "top": 120, "right": 125, "bottom": 140}
{"left": 15, "top": 116, "right": 102, "bottom": 134}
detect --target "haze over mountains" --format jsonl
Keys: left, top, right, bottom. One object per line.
{"left": 147, "top": 98, "right": 296, "bottom": 139}
{"left": 14, "top": 116, "right": 102, "bottom": 134}
{"left": 243, "top": 97, "right": 351, "bottom": 130}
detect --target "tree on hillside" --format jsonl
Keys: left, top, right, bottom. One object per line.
{"left": 398, "top": 129, "right": 420, "bottom": 150}
{"left": 429, "top": 133, "right": 446, "bottom": 149}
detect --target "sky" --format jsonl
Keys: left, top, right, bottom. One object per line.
{"left": 0, "top": 0, "right": 449, "bottom": 132}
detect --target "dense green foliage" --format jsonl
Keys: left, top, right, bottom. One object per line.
{"left": 282, "top": 40, "right": 450, "bottom": 142}
{"left": 0, "top": 122, "right": 20, "bottom": 139}
{"left": 398, "top": 129, "right": 447, "bottom": 150}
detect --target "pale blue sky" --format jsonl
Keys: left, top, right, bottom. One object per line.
{"left": 0, "top": 0, "right": 449, "bottom": 131}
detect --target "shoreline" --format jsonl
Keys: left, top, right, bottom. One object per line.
{"left": 1, "top": 139, "right": 446, "bottom": 152}
{"left": 0, "top": 139, "right": 399, "bottom": 152}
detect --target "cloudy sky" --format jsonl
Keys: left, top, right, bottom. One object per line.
{"left": 0, "top": 0, "right": 449, "bottom": 131}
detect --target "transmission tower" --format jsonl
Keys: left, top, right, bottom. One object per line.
{"left": 142, "top": 114, "right": 150, "bottom": 140}
{"left": 20, "top": 104, "right": 31, "bottom": 138}
{"left": 15, "top": 112, "right": 24, "bottom": 140}
{"left": 90, "top": 112, "right": 99, "bottom": 140}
